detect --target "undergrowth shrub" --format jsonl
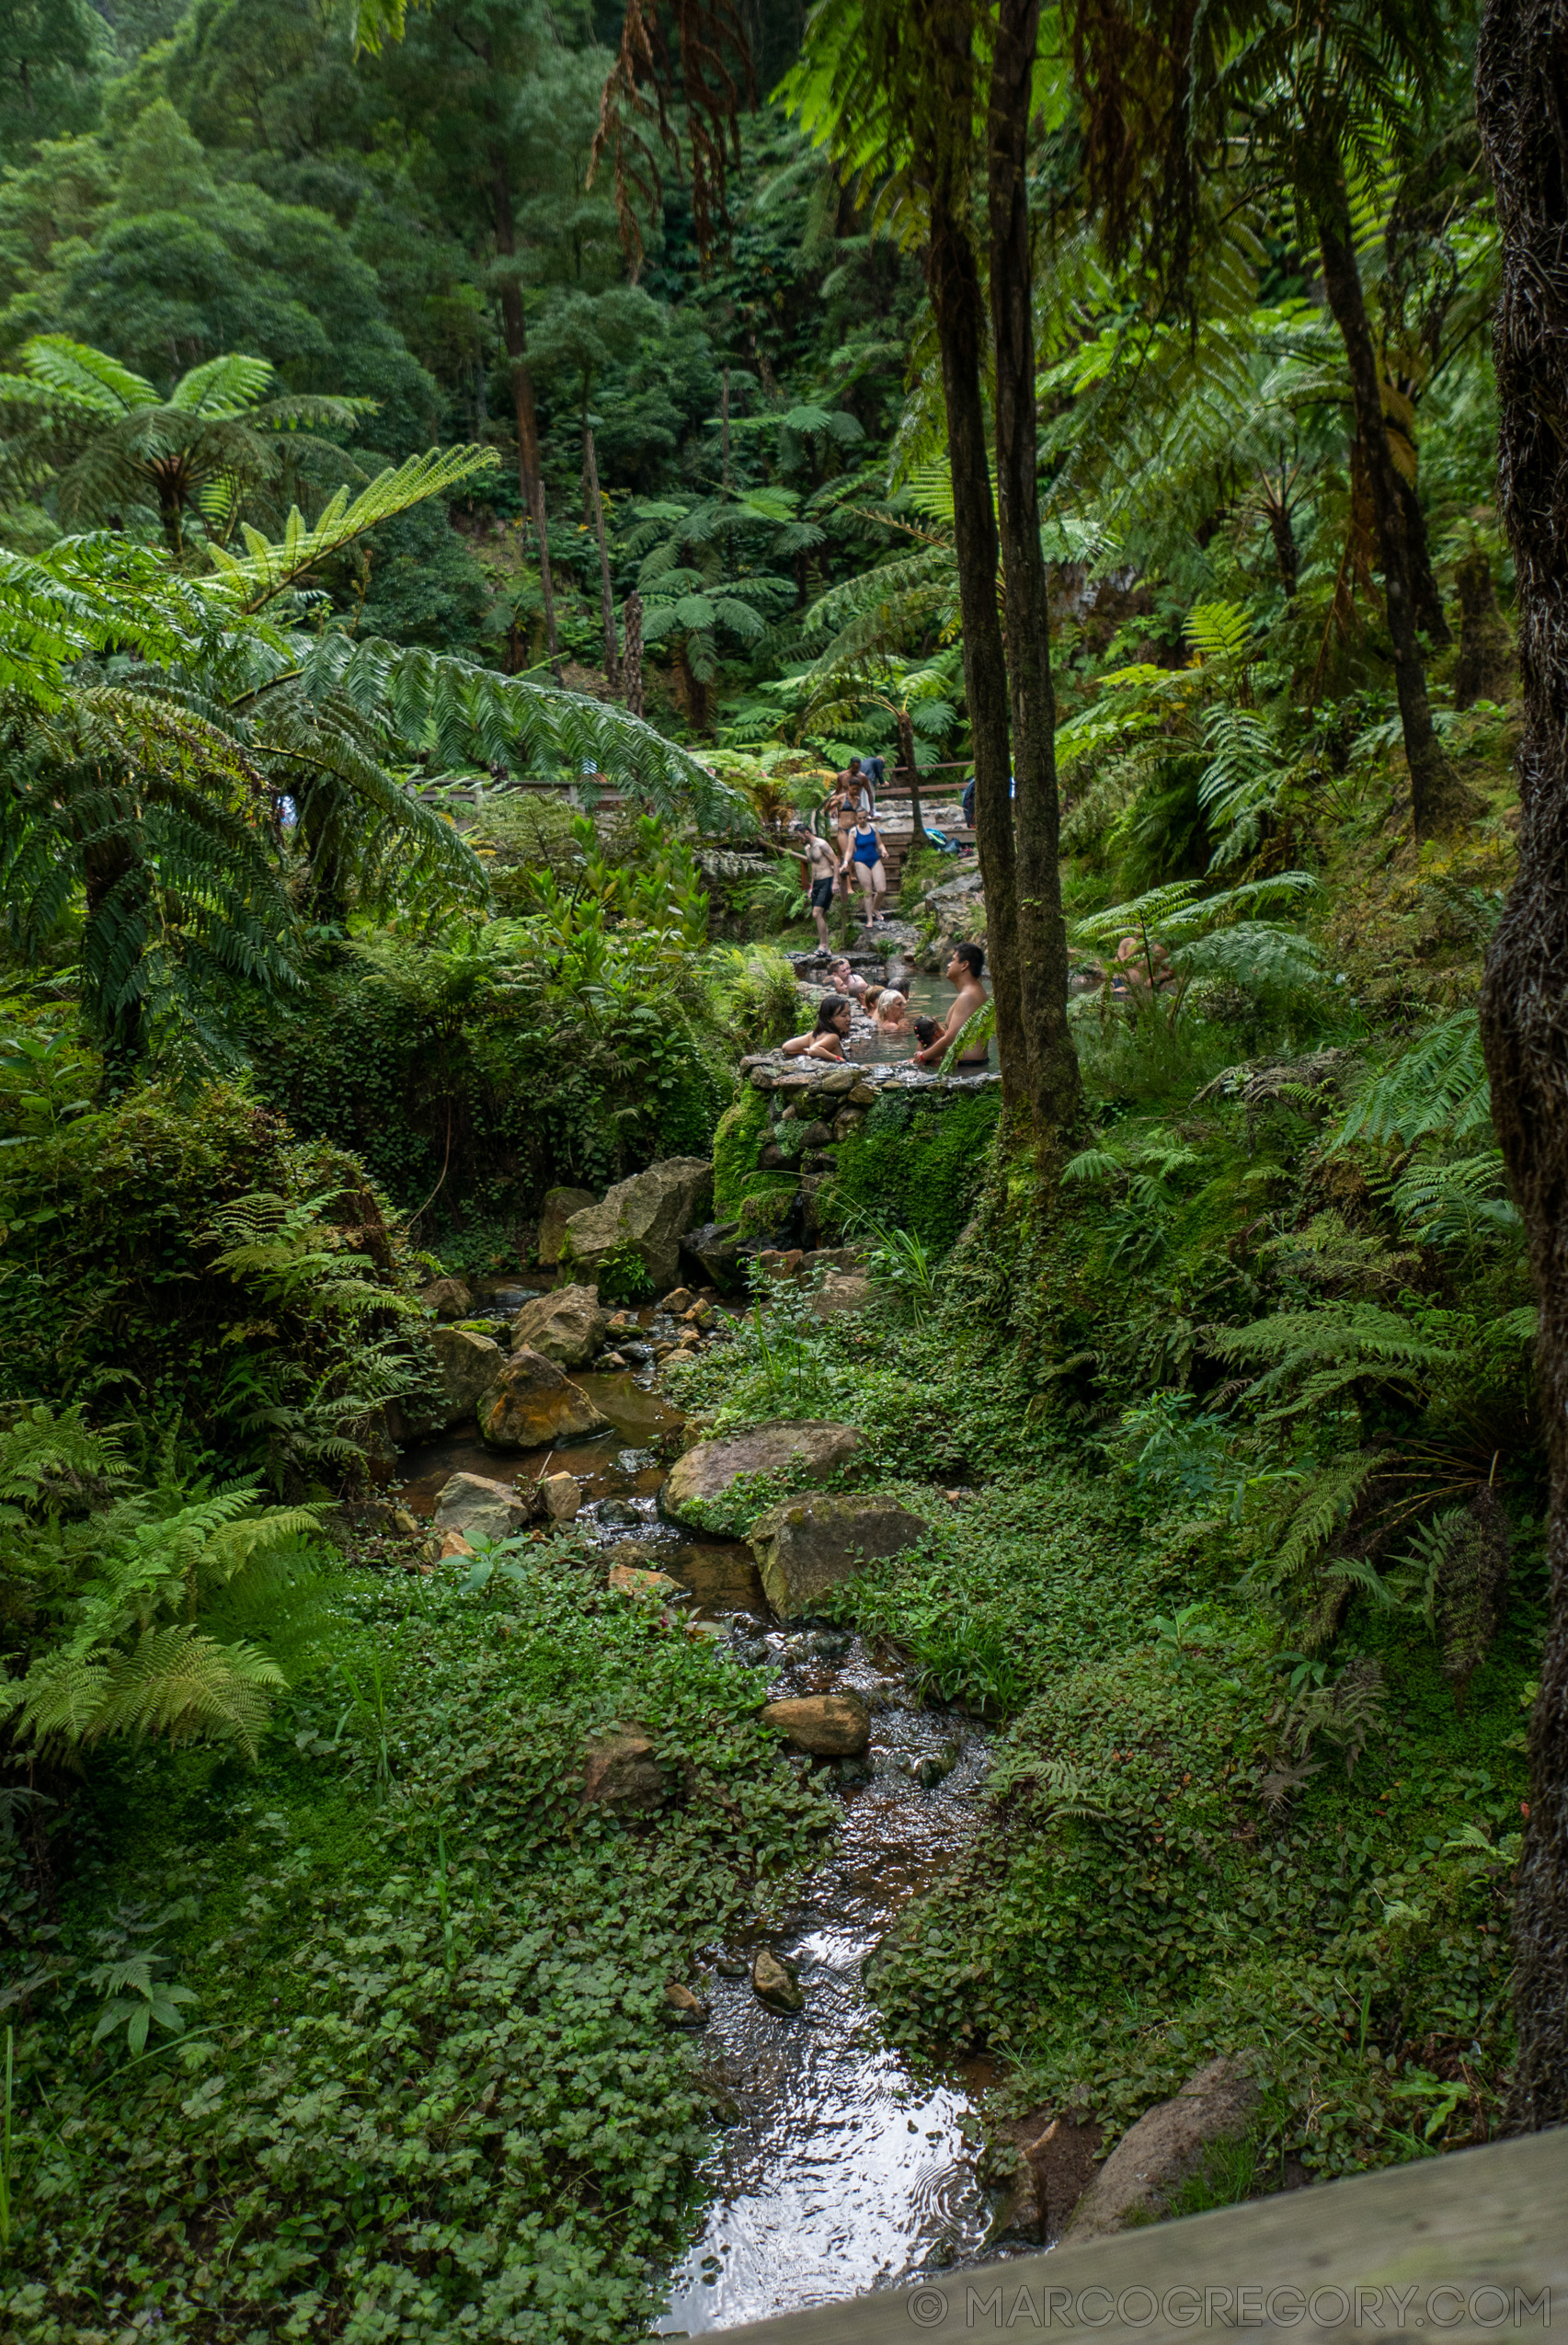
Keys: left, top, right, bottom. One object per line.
{"left": 824, "top": 1086, "right": 1000, "bottom": 1253}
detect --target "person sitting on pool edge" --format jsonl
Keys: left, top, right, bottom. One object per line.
{"left": 781, "top": 994, "right": 853, "bottom": 1060}
{"left": 913, "top": 943, "right": 990, "bottom": 1067}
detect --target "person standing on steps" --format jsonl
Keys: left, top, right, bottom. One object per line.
{"left": 913, "top": 943, "right": 990, "bottom": 1067}
{"left": 841, "top": 808, "right": 890, "bottom": 932}
{"left": 825, "top": 757, "right": 870, "bottom": 900}
{"left": 794, "top": 823, "right": 840, "bottom": 955}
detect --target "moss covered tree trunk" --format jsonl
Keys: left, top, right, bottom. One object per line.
{"left": 1477, "top": 0, "right": 1568, "bottom": 2131}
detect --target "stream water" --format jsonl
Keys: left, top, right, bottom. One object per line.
{"left": 396, "top": 1356, "right": 998, "bottom": 2335}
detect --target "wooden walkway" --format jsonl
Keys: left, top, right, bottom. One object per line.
{"left": 714, "top": 2128, "right": 1568, "bottom": 2344}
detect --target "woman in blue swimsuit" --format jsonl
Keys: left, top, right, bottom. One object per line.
{"left": 841, "top": 815, "right": 889, "bottom": 931}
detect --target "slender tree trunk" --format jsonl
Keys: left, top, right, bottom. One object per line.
{"left": 1476, "top": 0, "right": 1568, "bottom": 2133}
{"left": 987, "top": 0, "right": 1081, "bottom": 1140}
{"left": 1315, "top": 197, "right": 1471, "bottom": 838}
{"left": 622, "top": 589, "right": 644, "bottom": 715}
{"left": 584, "top": 428, "right": 620, "bottom": 690}
{"left": 896, "top": 707, "right": 930, "bottom": 852}
{"left": 490, "top": 150, "right": 558, "bottom": 673}
{"left": 721, "top": 366, "right": 733, "bottom": 489}
{"left": 917, "top": 0, "right": 1023, "bottom": 1103}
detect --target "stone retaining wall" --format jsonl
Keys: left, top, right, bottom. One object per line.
{"left": 734, "top": 1050, "right": 1000, "bottom": 1196}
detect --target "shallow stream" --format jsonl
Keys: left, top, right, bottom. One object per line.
{"left": 396, "top": 1360, "right": 997, "bottom": 2335}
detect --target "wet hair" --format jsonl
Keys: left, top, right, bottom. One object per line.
{"left": 953, "top": 942, "right": 985, "bottom": 978}
{"left": 814, "top": 993, "right": 853, "bottom": 1033}
{"left": 915, "top": 1015, "right": 941, "bottom": 1047}
{"left": 847, "top": 757, "right": 862, "bottom": 772}
{"left": 861, "top": 982, "right": 883, "bottom": 1008}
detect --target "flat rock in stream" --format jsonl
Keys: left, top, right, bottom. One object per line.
{"left": 761, "top": 1691, "right": 871, "bottom": 1756}
{"left": 1059, "top": 2058, "right": 1262, "bottom": 2242}
{"left": 478, "top": 1348, "right": 611, "bottom": 1449}
{"left": 750, "top": 1490, "right": 928, "bottom": 1618}
{"left": 431, "top": 1470, "right": 531, "bottom": 1544}
{"left": 660, "top": 1420, "right": 862, "bottom": 1527}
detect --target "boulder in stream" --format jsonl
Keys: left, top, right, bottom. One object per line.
{"left": 478, "top": 1347, "right": 611, "bottom": 1448}
{"left": 431, "top": 1470, "right": 531, "bottom": 1544}
{"left": 761, "top": 1691, "right": 871, "bottom": 1756}
{"left": 750, "top": 1491, "right": 928, "bottom": 1618}
{"left": 663, "top": 1983, "right": 710, "bottom": 2027}
{"left": 660, "top": 1420, "right": 862, "bottom": 1527}
{"left": 418, "top": 1275, "right": 474, "bottom": 1321}
{"left": 563, "top": 1158, "right": 715, "bottom": 1291}
{"left": 1059, "top": 2058, "right": 1262, "bottom": 2242}
{"left": 509, "top": 1283, "right": 608, "bottom": 1367}
{"left": 537, "top": 1184, "right": 599, "bottom": 1267}
{"left": 751, "top": 1948, "right": 805, "bottom": 2015}
{"left": 539, "top": 1470, "right": 581, "bottom": 1522}
{"left": 429, "top": 1326, "right": 507, "bottom": 1427}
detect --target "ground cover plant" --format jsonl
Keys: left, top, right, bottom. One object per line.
{"left": 0, "top": 1539, "right": 834, "bottom": 2340}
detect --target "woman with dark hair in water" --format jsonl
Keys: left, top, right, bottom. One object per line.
{"left": 781, "top": 995, "right": 853, "bottom": 1061}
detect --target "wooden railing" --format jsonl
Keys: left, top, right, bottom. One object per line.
{"left": 711, "top": 2130, "right": 1567, "bottom": 2345}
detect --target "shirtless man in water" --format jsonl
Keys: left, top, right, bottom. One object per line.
{"left": 913, "top": 942, "right": 990, "bottom": 1067}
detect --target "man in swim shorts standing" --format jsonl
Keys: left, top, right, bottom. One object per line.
{"left": 795, "top": 824, "right": 840, "bottom": 954}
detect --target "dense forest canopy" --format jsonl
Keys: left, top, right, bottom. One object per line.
{"left": 1, "top": 0, "right": 1566, "bottom": 2333}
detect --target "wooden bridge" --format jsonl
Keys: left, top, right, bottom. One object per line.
{"left": 714, "top": 2130, "right": 1567, "bottom": 2345}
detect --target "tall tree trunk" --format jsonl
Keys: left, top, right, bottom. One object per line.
{"left": 490, "top": 149, "right": 558, "bottom": 673}
{"left": 622, "top": 589, "right": 644, "bottom": 716}
{"left": 721, "top": 366, "right": 733, "bottom": 489}
{"left": 1314, "top": 196, "right": 1470, "bottom": 838}
{"left": 987, "top": 0, "right": 1081, "bottom": 1140}
{"left": 896, "top": 706, "right": 929, "bottom": 852}
{"left": 584, "top": 427, "right": 620, "bottom": 690}
{"left": 1476, "top": 0, "right": 1568, "bottom": 2133}
{"left": 917, "top": 0, "right": 1023, "bottom": 1103}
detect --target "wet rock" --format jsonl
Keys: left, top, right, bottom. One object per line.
{"left": 418, "top": 1275, "right": 474, "bottom": 1321}
{"left": 599, "top": 1350, "right": 628, "bottom": 1370}
{"left": 750, "top": 1491, "right": 928, "bottom": 1619}
{"left": 478, "top": 1348, "right": 611, "bottom": 1449}
{"left": 609, "top": 1561, "right": 683, "bottom": 1600}
{"left": 606, "top": 1310, "right": 643, "bottom": 1339}
{"left": 908, "top": 1739, "right": 961, "bottom": 1790}
{"left": 539, "top": 1470, "right": 580, "bottom": 1522}
{"left": 751, "top": 1948, "right": 805, "bottom": 2014}
{"left": 658, "top": 1286, "right": 696, "bottom": 1315}
{"left": 731, "top": 1633, "right": 771, "bottom": 1665}
{"left": 435, "top": 1529, "right": 474, "bottom": 1560}
{"left": 761, "top": 1691, "right": 871, "bottom": 1756}
{"left": 429, "top": 1326, "right": 507, "bottom": 1428}
{"left": 1059, "top": 2060, "right": 1261, "bottom": 2243}
{"left": 596, "top": 1498, "right": 643, "bottom": 1527}
{"left": 661, "top": 1420, "right": 863, "bottom": 1527}
{"left": 579, "top": 1730, "right": 668, "bottom": 1811}
{"left": 809, "top": 1271, "right": 874, "bottom": 1321}
{"left": 509, "top": 1283, "right": 609, "bottom": 1368}
{"left": 536, "top": 1184, "right": 598, "bottom": 1268}
{"left": 431, "top": 1470, "right": 531, "bottom": 1544}
{"left": 663, "top": 1983, "right": 710, "bottom": 2027}
{"left": 605, "top": 1537, "right": 666, "bottom": 1570}
{"left": 564, "top": 1158, "right": 715, "bottom": 1292}
{"left": 681, "top": 1219, "right": 746, "bottom": 1292}
{"left": 715, "top": 1954, "right": 750, "bottom": 1978}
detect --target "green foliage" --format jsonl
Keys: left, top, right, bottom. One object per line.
{"left": 824, "top": 1085, "right": 999, "bottom": 1254}
{"left": 596, "top": 1238, "right": 656, "bottom": 1306}
{"left": 0, "top": 1553, "right": 834, "bottom": 2337}
{"left": 0, "top": 1404, "right": 328, "bottom": 1758}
